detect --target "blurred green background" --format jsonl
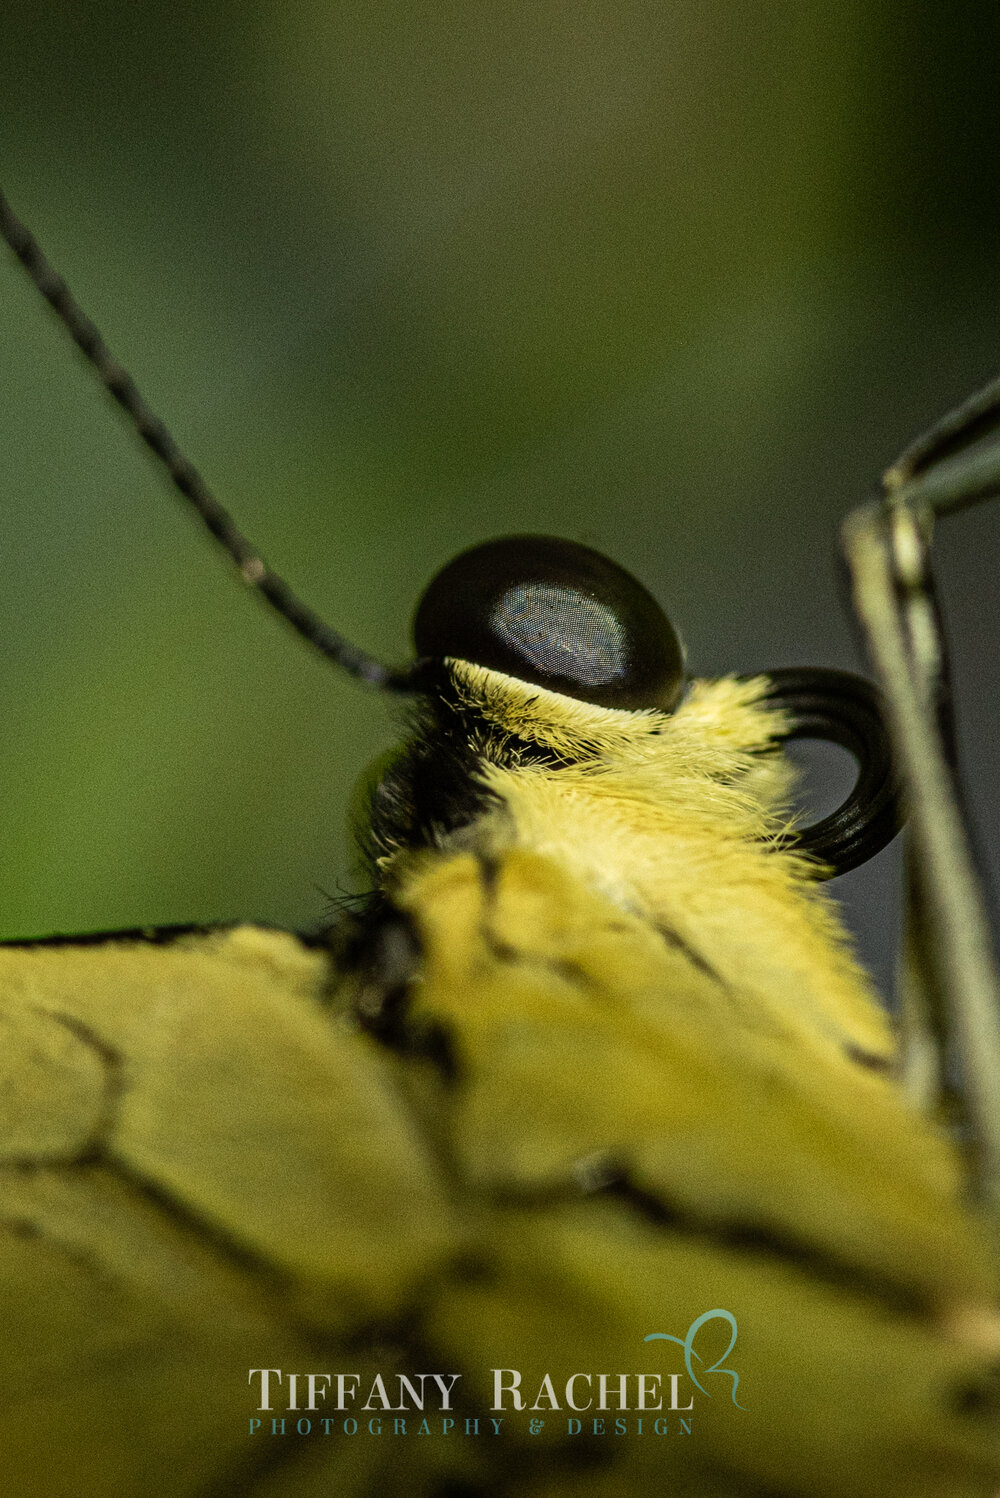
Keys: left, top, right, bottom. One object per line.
{"left": 1, "top": 2, "right": 998, "bottom": 994}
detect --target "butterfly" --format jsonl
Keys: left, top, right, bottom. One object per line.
{"left": 0, "top": 186, "right": 998, "bottom": 1498}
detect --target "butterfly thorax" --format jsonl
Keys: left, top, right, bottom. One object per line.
{"left": 365, "top": 661, "right": 893, "bottom": 1065}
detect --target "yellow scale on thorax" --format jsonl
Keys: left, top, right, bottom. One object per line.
{"left": 443, "top": 660, "right": 892, "bottom": 1067}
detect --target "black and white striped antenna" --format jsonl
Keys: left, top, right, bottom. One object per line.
{"left": 0, "top": 187, "right": 414, "bottom": 692}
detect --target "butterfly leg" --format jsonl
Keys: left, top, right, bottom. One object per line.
{"left": 842, "top": 385, "right": 1000, "bottom": 1218}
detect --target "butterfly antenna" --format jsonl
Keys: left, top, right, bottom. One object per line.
{"left": 0, "top": 186, "right": 414, "bottom": 692}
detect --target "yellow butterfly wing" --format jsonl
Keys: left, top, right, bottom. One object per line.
{"left": 0, "top": 928, "right": 454, "bottom": 1497}
{"left": 386, "top": 844, "right": 1000, "bottom": 1498}
{"left": 2, "top": 712, "right": 999, "bottom": 1495}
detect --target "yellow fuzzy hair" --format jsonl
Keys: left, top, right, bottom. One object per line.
{"left": 384, "top": 660, "right": 894, "bottom": 1069}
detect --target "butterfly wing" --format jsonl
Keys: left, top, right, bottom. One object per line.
{"left": 0, "top": 928, "right": 454, "bottom": 1497}
{"left": 369, "top": 845, "right": 1000, "bottom": 1497}
{"left": 0, "top": 875, "right": 997, "bottom": 1498}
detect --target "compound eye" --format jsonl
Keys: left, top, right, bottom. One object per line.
{"left": 412, "top": 535, "right": 684, "bottom": 711}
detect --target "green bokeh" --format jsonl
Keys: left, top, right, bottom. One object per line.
{"left": 1, "top": 3, "right": 998, "bottom": 989}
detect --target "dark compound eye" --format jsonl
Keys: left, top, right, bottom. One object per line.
{"left": 412, "top": 535, "right": 685, "bottom": 711}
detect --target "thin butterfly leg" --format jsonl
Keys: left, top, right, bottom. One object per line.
{"left": 843, "top": 417, "right": 1000, "bottom": 1217}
